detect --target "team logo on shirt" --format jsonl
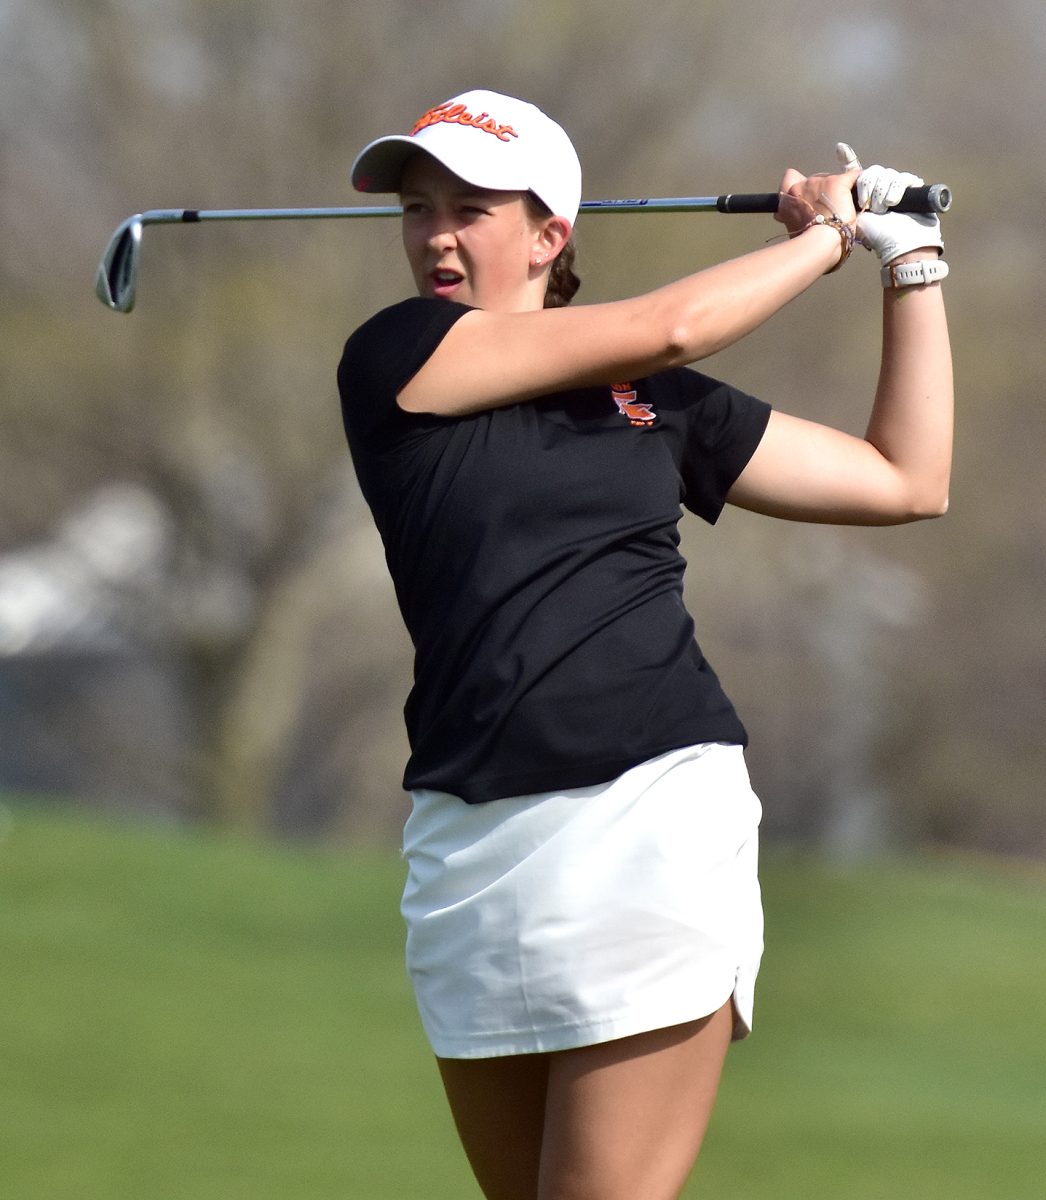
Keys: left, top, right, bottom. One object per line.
{"left": 611, "top": 382, "right": 657, "bottom": 427}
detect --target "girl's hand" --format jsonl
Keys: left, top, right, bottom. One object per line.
{"left": 774, "top": 164, "right": 860, "bottom": 240}
{"left": 853, "top": 164, "right": 945, "bottom": 264}
{"left": 838, "top": 145, "right": 945, "bottom": 265}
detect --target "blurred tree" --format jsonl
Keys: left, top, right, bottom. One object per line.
{"left": 0, "top": 0, "right": 1042, "bottom": 853}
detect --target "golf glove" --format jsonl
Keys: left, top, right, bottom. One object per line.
{"left": 836, "top": 143, "right": 944, "bottom": 265}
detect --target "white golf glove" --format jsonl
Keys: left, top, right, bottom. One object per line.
{"left": 836, "top": 143, "right": 944, "bottom": 265}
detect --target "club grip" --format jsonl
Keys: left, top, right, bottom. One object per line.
{"left": 717, "top": 183, "right": 952, "bottom": 215}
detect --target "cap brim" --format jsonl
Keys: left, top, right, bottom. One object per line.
{"left": 350, "top": 136, "right": 428, "bottom": 194}
{"left": 351, "top": 134, "right": 535, "bottom": 200}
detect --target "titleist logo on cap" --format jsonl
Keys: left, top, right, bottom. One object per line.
{"left": 411, "top": 102, "right": 519, "bottom": 143}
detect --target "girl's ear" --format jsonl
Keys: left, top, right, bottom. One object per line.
{"left": 534, "top": 216, "right": 572, "bottom": 262}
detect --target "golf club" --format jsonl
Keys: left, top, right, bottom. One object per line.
{"left": 95, "top": 183, "right": 952, "bottom": 313}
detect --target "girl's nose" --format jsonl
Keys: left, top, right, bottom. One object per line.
{"left": 426, "top": 213, "right": 458, "bottom": 254}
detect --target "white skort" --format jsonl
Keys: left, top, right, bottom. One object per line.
{"left": 401, "top": 742, "right": 764, "bottom": 1059}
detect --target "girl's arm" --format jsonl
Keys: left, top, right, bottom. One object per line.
{"left": 726, "top": 161, "right": 953, "bottom": 526}
{"left": 726, "top": 269, "right": 952, "bottom": 525}
{"left": 398, "top": 170, "right": 860, "bottom": 416}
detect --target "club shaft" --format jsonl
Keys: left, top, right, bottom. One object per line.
{"left": 128, "top": 183, "right": 952, "bottom": 225}
{"left": 96, "top": 183, "right": 952, "bottom": 311}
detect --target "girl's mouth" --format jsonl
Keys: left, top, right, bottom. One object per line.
{"left": 430, "top": 268, "right": 464, "bottom": 297}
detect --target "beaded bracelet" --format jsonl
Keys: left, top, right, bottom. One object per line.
{"left": 809, "top": 211, "right": 856, "bottom": 273}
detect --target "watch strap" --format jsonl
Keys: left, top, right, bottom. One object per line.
{"left": 882, "top": 258, "right": 949, "bottom": 288}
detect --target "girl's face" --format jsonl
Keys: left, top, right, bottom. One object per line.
{"left": 399, "top": 154, "right": 561, "bottom": 313}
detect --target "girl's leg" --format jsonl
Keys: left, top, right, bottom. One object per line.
{"left": 435, "top": 999, "right": 734, "bottom": 1200}
{"left": 538, "top": 1001, "right": 735, "bottom": 1200}
{"left": 437, "top": 1051, "right": 550, "bottom": 1200}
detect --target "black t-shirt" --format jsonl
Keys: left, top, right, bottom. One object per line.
{"left": 338, "top": 297, "right": 771, "bottom": 803}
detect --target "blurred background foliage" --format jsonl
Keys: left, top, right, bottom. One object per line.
{"left": 1, "top": 0, "right": 1043, "bottom": 854}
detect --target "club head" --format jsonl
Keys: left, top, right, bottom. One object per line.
{"left": 95, "top": 217, "right": 143, "bottom": 312}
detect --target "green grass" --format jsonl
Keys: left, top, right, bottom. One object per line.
{"left": 1, "top": 802, "right": 1044, "bottom": 1199}
{"left": 693, "top": 854, "right": 1046, "bottom": 1198}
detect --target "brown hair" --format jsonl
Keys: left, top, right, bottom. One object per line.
{"left": 544, "top": 239, "right": 581, "bottom": 309}
{"left": 526, "top": 193, "right": 581, "bottom": 308}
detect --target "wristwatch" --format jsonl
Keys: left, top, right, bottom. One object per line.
{"left": 881, "top": 259, "right": 950, "bottom": 288}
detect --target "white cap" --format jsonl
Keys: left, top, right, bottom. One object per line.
{"left": 351, "top": 89, "right": 582, "bottom": 227}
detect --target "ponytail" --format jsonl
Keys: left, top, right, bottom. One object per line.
{"left": 544, "top": 239, "right": 580, "bottom": 308}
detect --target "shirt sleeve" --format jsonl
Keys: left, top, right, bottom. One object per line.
{"left": 337, "top": 297, "right": 472, "bottom": 449}
{"left": 675, "top": 369, "right": 772, "bottom": 524}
